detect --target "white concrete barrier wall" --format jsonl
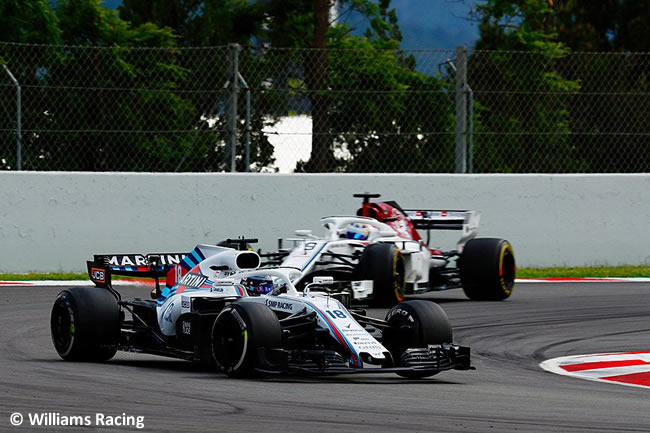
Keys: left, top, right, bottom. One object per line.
{"left": 1, "top": 172, "right": 649, "bottom": 272}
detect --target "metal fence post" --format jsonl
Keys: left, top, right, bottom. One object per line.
{"left": 455, "top": 46, "right": 467, "bottom": 174}
{"left": 467, "top": 85, "right": 474, "bottom": 174}
{"left": 3, "top": 65, "right": 22, "bottom": 170}
{"left": 226, "top": 44, "right": 240, "bottom": 172}
{"left": 237, "top": 72, "right": 251, "bottom": 172}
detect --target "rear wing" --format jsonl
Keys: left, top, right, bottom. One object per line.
{"left": 91, "top": 253, "right": 187, "bottom": 278}
{"left": 87, "top": 253, "right": 187, "bottom": 303}
{"left": 88, "top": 253, "right": 189, "bottom": 295}
{"left": 403, "top": 210, "right": 480, "bottom": 250}
{"left": 86, "top": 253, "right": 185, "bottom": 299}
{"left": 402, "top": 210, "right": 478, "bottom": 230}
{"left": 87, "top": 260, "right": 112, "bottom": 289}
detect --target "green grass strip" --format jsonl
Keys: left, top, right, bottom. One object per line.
{"left": 516, "top": 266, "right": 650, "bottom": 279}
{"left": 2, "top": 266, "right": 650, "bottom": 281}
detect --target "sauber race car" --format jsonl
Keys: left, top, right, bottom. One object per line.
{"left": 50, "top": 239, "right": 471, "bottom": 378}
{"left": 263, "top": 193, "right": 515, "bottom": 306}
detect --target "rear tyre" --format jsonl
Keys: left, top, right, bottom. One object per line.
{"left": 358, "top": 243, "right": 405, "bottom": 307}
{"left": 382, "top": 300, "right": 452, "bottom": 378}
{"left": 50, "top": 287, "right": 121, "bottom": 361}
{"left": 211, "top": 302, "right": 282, "bottom": 377}
{"left": 460, "top": 238, "right": 515, "bottom": 301}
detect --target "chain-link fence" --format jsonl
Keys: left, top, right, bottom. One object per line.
{"left": 469, "top": 50, "right": 650, "bottom": 173}
{"left": 1, "top": 42, "right": 648, "bottom": 173}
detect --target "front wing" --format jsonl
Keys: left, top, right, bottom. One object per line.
{"left": 255, "top": 343, "right": 472, "bottom": 375}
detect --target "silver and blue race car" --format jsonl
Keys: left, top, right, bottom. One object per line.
{"left": 50, "top": 239, "right": 471, "bottom": 378}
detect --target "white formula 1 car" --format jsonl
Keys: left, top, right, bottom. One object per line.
{"left": 50, "top": 239, "right": 471, "bottom": 378}
{"left": 262, "top": 193, "right": 516, "bottom": 306}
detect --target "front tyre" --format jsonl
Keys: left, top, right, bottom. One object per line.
{"left": 211, "top": 302, "right": 282, "bottom": 377}
{"left": 50, "top": 287, "right": 121, "bottom": 361}
{"left": 460, "top": 238, "right": 515, "bottom": 301}
{"left": 382, "top": 300, "right": 452, "bottom": 378}
{"left": 358, "top": 243, "right": 406, "bottom": 307}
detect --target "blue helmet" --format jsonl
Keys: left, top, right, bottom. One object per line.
{"left": 243, "top": 275, "right": 274, "bottom": 295}
{"left": 345, "top": 223, "right": 370, "bottom": 240}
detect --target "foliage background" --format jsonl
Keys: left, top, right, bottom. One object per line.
{"left": 0, "top": 0, "right": 648, "bottom": 173}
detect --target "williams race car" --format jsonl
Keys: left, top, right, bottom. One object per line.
{"left": 50, "top": 239, "right": 471, "bottom": 378}
{"left": 262, "top": 193, "right": 516, "bottom": 306}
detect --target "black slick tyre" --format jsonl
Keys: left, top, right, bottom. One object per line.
{"left": 460, "top": 238, "right": 515, "bottom": 301}
{"left": 50, "top": 287, "right": 121, "bottom": 361}
{"left": 358, "top": 243, "right": 405, "bottom": 307}
{"left": 382, "top": 300, "right": 452, "bottom": 378}
{"left": 211, "top": 302, "right": 282, "bottom": 377}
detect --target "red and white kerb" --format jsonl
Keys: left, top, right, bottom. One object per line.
{"left": 540, "top": 351, "right": 650, "bottom": 389}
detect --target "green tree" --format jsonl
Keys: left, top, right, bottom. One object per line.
{"left": 321, "top": 0, "right": 454, "bottom": 172}
{"left": 119, "top": 0, "right": 276, "bottom": 172}
{"left": 470, "top": 0, "right": 586, "bottom": 172}
{"left": 551, "top": 0, "right": 650, "bottom": 172}
{"left": 117, "top": 0, "right": 455, "bottom": 172}
{"left": 39, "top": 0, "right": 195, "bottom": 171}
{"left": 313, "top": 33, "right": 453, "bottom": 172}
{"left": 119, "top": 0, "right": 263, "bottom": 46}
{"left": 0, "top": 0, "right": 62, "bottom": 169}
{"left": 3, "top": 0, "right": 456, "bottom": 172}
{"left": 553, "top": 0, "right": 650, "bottom": 52}
{"left": 260, "top": 0, "right": 454, "bottom": 172}
{"left": 0, "top": 0, "right": 61, "bottom": 44}
{"left": 0, "top": 0, "right": 202, "bottom": 171}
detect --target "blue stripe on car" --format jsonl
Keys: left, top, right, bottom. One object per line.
{"left": 191, "top": 250, "right": 203, "bottom": 265}
{"left": 301, "top": 242, "right": 328, "bottom": 272}
{"left": 302, "top": 300, "right": 362, "bottom": 367}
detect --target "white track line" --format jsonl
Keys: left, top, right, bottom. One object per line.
{"left": 0, "top": 280, "right": 148, "bottom": 287}
{"left": 517, "top": 277, "right": 650, "bottom": 283}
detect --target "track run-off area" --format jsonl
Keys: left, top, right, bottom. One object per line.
{"left": 1, "top": 281, "right": 649, "bottom": 432}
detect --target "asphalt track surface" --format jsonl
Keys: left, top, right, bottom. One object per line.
{"left": 1, "top": 282, "right": 649, "bottom": 432}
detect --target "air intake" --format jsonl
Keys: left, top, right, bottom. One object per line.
{"left": 236, "top": 252, "right": 261, "bottom": 269}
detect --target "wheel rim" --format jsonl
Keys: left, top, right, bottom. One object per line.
{"left": 212, "top": 310, "right": 248, "bottom": 372}
{"left": 51, "top": 297, "right": 75, "bottom": 356}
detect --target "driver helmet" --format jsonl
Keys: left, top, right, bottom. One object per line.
{"left": 243, "top": 275, "right": 274, "bottom": 295}
{"left": 345, "top": 222, "right": 371, "bottom": 240}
